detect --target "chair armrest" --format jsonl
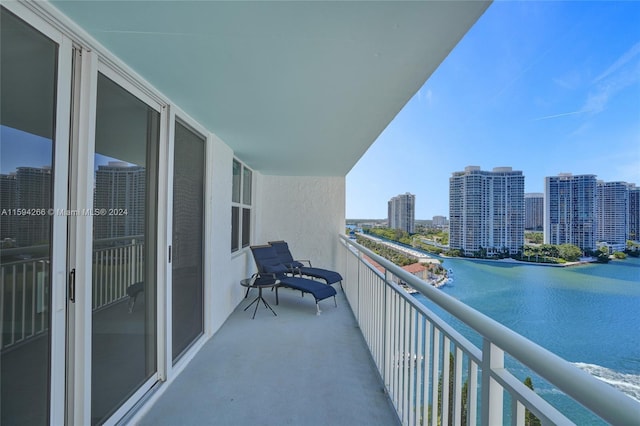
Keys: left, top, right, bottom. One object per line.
{"left": 251, "top": 272, "right": 279, "bottom": 286}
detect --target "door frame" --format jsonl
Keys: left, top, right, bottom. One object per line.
{"left": 67, "top": 57, "right": 169, "bottom": 426}
{"left": 0, "top": 3, "right": 72, "bottom": 425}
{"left": 166, "top": 108, "right": 211, "bottom": 373}
{"left": 2, "top": 2, "right": 211, "bottom": 424}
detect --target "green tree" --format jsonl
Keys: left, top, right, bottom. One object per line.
{"left": 444, "top": 249, "right": 461, "bottom": 257}
{"left": 626, "top": 240, "right": 640, "bottom": 257}
{"left": 355, "top": 235, "right": 416, "bottom": 266}
{"left": 557, "top": 244, "right": 582, "bottom": 262}
{"left": 525, "top": 232, "right": 543, "bottom": 244}
{"left": 523, "top": 377, "right": 542, "bottom": 426}
{"left": 596, "top": 246, "right": 610, "bottom": 263}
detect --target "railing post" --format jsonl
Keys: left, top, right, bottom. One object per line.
{"left": 356, "top": 248, "right": 361, "bottom": 320}
{"left": 0, "top": 268, "right": 4, "bottom": 350}
{"left": 385, "top": 268, "right": 395, "bottom": 398}
{"left": 132, "top": 238, "right": 138, "bottom": 284}
{"left": 453, "top": 347, "right": 463, "bottom": 426}
{"left": 383, "top": 269, "right": 390, "bottom": 395}
{"left": 431, "top": 328, "right": 440, "bottom": 426}
{"left": 481, "top": 339, "right": 504, "bottom": 426}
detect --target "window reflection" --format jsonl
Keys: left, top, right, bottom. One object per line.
{"left": 91, "top": 73, "right": 159, "bottom": 425}
{"left": 1, "top": 7, "right": 57, "bottom": 425}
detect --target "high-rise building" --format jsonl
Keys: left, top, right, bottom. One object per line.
{"left": 524, "top": 193, "right": 543, "bottom": 231}
{"left": 94, "top": 161, "right": 146, "bottom": 240}
{"left": 15, "top": 167, "right": 51, "bottom": 246}
{"left": 0, "top": 173, "right": 17, "bottom": 242}
{"left": 388, "top": 192, "right": 415, "bottom": 233}
{"left": 449, "top": 166, "right": 524, "bottom": 256}
{"left": 630, "top": 184, "right": 640, "bottom": 243}
{"left": 596, "top": 181, "right": 629, "bottom": 252}
{"left": 544, "top": 173, "right": 597, "bottom": 251}
{"left": 432, "top": 215, "right": 447, "bottom": 228}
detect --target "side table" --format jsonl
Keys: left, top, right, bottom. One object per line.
{"left": 240, "top": 276, "right": 280, "bottom": 319}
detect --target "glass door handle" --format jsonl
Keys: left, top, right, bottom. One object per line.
{"left": 69, "top": 268, "right": 76, "bottom": 303}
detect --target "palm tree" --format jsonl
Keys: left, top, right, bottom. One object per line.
{"left": 523, "top": 377, "right": 541, "bottom": 426}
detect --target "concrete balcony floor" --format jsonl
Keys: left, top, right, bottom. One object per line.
{"left": 137, "top": 286, "right": 400, "bottom": 426}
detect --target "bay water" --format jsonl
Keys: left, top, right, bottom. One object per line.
{"left": 411, "top": 254, "right": 640, "bottom": 424}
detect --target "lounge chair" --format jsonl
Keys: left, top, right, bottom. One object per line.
{"left": 126, "top": 281, "right": 144, "bottom": 313}
{"left": 250, "top": 245, "right": 337, "bottom": 315}
{"left": 268, "top": 240, "right": 343, "bottom": 290}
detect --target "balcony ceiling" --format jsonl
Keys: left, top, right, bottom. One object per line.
{"left": 51, "top": 0, "right": 490, "bottom": 176}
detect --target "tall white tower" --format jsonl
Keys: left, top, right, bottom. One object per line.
{"left": 449, "top": 166, "right": 524, "bottom": 256}
{"left": 544, "top": 173, "right": 597, "bottom": 251}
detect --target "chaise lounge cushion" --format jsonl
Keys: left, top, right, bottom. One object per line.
{"left": 278, "top": 276, "right": 336, "bottom": 302}
{"left": 296, "top": 267, "right": 342, "bottom": 285}
{"left": 268, "top": 240, "right": 343, "bottom": 286}
{"left": 251, "top": 245, "right": 337, "bottom": 303}
{"left": 263, "top": 263, "right": 288, "bottom": 274}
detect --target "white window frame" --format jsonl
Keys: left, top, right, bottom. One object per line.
{"left": 231, "top": 159, "right": 253, "bottom": 252}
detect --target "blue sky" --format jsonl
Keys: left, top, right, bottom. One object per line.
{"left": 1, "top": 126, "right": 130, "bottom": 173}
{"left": 346, "top": 1, "right": 640, "bottom": 219}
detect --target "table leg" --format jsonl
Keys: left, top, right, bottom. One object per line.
{"left": 244, "top": 286, "right": 278, "bottom": 319}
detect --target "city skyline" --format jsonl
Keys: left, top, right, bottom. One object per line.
{"left": 346, "top": 1, "right": 640, "bottom": 219}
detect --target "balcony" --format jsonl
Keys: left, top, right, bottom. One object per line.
{"left": 137, "top": 282, "right": 400, "bottom": 426}
{"left": 135, "top": 236, "right": 640, "bottom": 425}
{"left": 3, "top": 235, "right": 638, "bottom": 424}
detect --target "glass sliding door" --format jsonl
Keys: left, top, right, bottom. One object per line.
{"left": 0, "top": 8, "right": 58, "bottom": 425}
{"left": 91, "top": 73, "right": 159, "bottom": 424}
{"left": 172, "top": 122, "right": 205, "bottom": 361}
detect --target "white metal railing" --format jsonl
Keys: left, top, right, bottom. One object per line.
{"left": 92, "top": 236, "right": 144, "bottom": 311}
{"left": 339, "top": 235, "right": 640, "bottom": 425}
{"left": 1, "top": 236, "right": 143, "bottom": 351}
{"left": 0, "top": 258, "right": 50, "bottom": 351}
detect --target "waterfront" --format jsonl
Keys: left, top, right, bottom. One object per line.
{"left": 413, "top": 254, "right": 640, "bottom": 424}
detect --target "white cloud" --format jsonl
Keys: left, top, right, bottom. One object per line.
{"left": 534, "top": 110, "right": 583, "bottom": 121}
{"left": 535, "top": 45, "right": 640, "bottom": 122}
{"left": 417, "top": 88, "right": 433, "bottom": 107}
{"left": 425, "top": 89, "right": 433, "bottom": 106}
{"left": 593, "top": 41, "right": 640, "bottom": 84}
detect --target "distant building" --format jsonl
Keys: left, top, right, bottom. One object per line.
{"left": 544, "top": 173, "right": 597, "bottom": 251}
{"left": 388, "top": 192, "right": 415, "bottom": 233}
{"left": 94, "top": 162, "right": 146, "bottom": 240}
{"left": 401, "top": 263, "right": 428, "bottom": 281}
{"left": 524, "top": 193, "right": 543, "bottom": 231}
{"left": 432, "top": 215, "right": 447, "bottom": 228}
{"left": 0, "top": 173, "right": 17, "bottom": 242}
{"left": 16, "top": 167, "right": 51, "bottom": 246}
{"left": 449, "top": 166, "right": 524, "bottom": 256}
{"left": 630, "top": 185, "right": 640, "bottom": 243}
{"left": 596, "top": 181, "right": 629, "bottom": 252}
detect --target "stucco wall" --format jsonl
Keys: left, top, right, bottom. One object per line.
{"left": 255, "top": 174, "right": 346, "bottom": 273}
{"left": 207, "top": 145, "right": 346, "bottom": 334}
{"left": 207, "top": 135, "right": 255, "bottom": 334}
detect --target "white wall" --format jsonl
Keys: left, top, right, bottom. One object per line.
{"left": 255, "top": 175, "right": 346, "bottom": 273}
{"left": 207, "top": 135, "right": 255, "bottom": 334}
{"left": 207, "top": 158, "right": 347, "bottom": 334}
